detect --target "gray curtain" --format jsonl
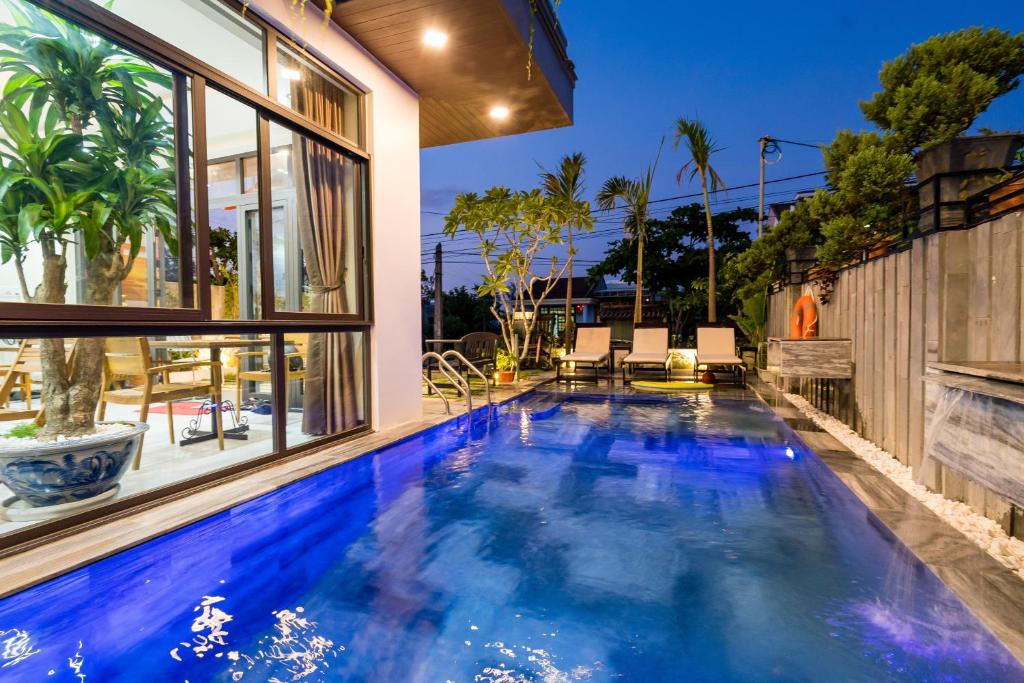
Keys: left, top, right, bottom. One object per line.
{"left": 293, "top": 135, "right": 360, "bottom": 435}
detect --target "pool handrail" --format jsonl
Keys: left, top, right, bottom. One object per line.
{"left": 422, "top": 351, "right": 472, "bottom": 413}
{"left": 441, "top": 349, "right": 492, "bottom": 407}
{"left": 421, "top": 371, "right": 451, "bottom": 414}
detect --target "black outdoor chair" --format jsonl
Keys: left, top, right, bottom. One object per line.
{"left": 452, "top": 332, "right": 499, "bottom": 384}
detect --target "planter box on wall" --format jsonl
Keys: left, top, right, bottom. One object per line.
{"left": 916, "top": 134, "right": 1024, "bottom": 230}
{"left": 767, "top": 338, "right": 853, "bottom": 379}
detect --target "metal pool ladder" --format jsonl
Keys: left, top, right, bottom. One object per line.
{"left": 422, "top": 352, "right": 472, "bottom": 414}
{"left": 441, "top": 350, "right": 492, "bottom": 408}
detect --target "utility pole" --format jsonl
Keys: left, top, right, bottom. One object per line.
{"left": 564, "top": 229, "right": 573, "bottom": 348}
{"left": 758, "top": 136, "right": 770, "bottom": 239}
{"left": 433, "top": 243, "right": 443, "bottom": 352}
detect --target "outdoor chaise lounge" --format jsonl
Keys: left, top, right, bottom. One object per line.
{"left": 622, "top": 326, "right": 671, "bottom": 383}
{"left": 695, "top": 325, "right": 746, "bottom": 383}
{"left": 557, "top": 324, "right": 611, "bottom": 381}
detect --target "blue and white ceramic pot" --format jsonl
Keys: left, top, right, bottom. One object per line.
{"left": 0, "top": 422, "right": 148, "bottom": 507}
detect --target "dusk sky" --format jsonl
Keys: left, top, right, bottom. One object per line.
{"left": 420, "top": 0, "right": 1024, "bottom": 289}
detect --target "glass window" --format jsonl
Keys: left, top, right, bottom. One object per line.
{"left": 205, "top": 90, "right": 262, "bottom": 320}
{"left": 0, "top": 334, "right": 274, "bottom": 536}
{"left": 0, "top": 0, "right": 191, "bottom": 310}
{"left": 98, "top": 0, "right": 267, "bottom": 93}
{"left": 286, "top": 331, "right": 366, "bottom": 448}
{"left": 276, "top": 45, "right": 361, "bottom": 145}
{"left": 267, "top": 121, "right": 361, "bottom": 316}
{"left": 208, "top": 160, "right": 240, "bottom": 199}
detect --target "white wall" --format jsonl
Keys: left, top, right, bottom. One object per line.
{"left": 252, "top": 0, "right": 424, "bottom": 431}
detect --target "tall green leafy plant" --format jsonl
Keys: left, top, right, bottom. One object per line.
{"left": 596, "top": 145, "right": 660, "bottom": 324}
{"left": 0, "top": 0, "right": 177, "bottom": 438}
{"left": 673, "top": 117, "right": 726, "bottom": 323}
{"left": 443, "top": 187, "right": 568, "bottom": 378}
{"left": 539, "top": 152, "right": 594, "bottom": 346}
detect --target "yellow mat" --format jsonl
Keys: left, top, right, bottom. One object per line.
{"left": 631, "top": 380, "right": 714, "bottom": 391}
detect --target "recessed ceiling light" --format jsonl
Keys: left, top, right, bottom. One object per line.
{"left": 423, "top": 29, "right": 448, "bottom": 48}
{"left": 489, "top": 105, "right": 510, "bottom": 120}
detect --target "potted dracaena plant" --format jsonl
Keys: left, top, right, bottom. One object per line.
{"left": 0, "top": 2, "right": 178, "bottom": 512}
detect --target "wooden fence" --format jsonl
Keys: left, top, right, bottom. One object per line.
{"left": 768, "top": 210, "right": 1024, "bottom": 535}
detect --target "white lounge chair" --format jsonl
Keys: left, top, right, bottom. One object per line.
{"left": 622, "top": 327, "right": 670, "bottom": 382}
{"left": 558, "top": 325, "right": 611, "bottom": 381}
{"left": 695, "top": 326, "right": 745, "bottom": 383}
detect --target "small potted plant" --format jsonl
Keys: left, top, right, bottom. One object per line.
{"left": 495, "top": 349, "right": 516, "bottom": 385}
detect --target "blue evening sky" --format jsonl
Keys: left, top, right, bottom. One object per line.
{"left": 420, "top": 0, "right": 1024, "bottom": 288}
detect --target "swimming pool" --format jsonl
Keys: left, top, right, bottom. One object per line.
{"left": 0, "top": 392, "right": 1021, "bottom": 682}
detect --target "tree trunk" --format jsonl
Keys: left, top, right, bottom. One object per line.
{"left": 701, "top": 177, "right": 717, "bottom": 323}
{"left": 634, "top": 234, "right": 644, "bottom": 324}
{"left": 564, "top": 230, "right": 574, "bottom": 348}
{"left": 37, "top": 240, "right": 121, "bottom": 440}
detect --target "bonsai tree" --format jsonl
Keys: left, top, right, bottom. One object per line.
{"left": 443, "top": 187, "right": 574, "bottom": 378}
{"left": 596, "top": 147, "right": 660, "bottom": 324}
{"left": 0, "top": 2, "right": 177, "bottom": 439}
{"left": 860, "top": 28, "right": 1024, "bottom": 151}
{"left": 539, "top": 152, "right": 594, "bottom": 347}
{"left": 674, "top": 118, "right": 726, "bottom": 322}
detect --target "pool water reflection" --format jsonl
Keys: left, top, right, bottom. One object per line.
{"left": 0, "top": 392, "right": 1021, "bottom": 682}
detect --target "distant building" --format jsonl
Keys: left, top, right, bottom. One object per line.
{"left": 529, "top": 275, "right": 667, "bottom": 342}
{"left": 767, "top": 190, "right": 818, "bottom": 227}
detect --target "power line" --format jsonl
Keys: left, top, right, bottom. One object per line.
{"left": 418, "top": 169, "right": 826, "bottom": 233}
{"left": 769, "top": 138, "right": 823, "bottom": 149}
{"left": 420, "top": 182, "right": 822, "bottom": 241}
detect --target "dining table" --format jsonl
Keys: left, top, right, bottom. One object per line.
{"left": 150, "top": 337, "right": 271, "bottom": 446}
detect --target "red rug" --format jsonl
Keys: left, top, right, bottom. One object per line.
{"left": 139, "top": 401, "right": 208, "bottom": 416}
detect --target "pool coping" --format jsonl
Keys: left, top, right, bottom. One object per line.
{"left": 749, "top": 377, "right": 1024, "bottom": 665}
{"left": 0, "top": 378, "right": 551, "bottom": 600}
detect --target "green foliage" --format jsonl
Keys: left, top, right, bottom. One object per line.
{"left": 729, "top": 291, "right": 768, "bottom": 346}
{"left": 495, "top": 348, "right": 515, "bottom": 371}
{"left": 596, "top": 149, "right": 659, "bottom": 324}
{"left": 420, "top": 277, "right": 497, "bottom": 341}
{"left": 540, "top": 152, "right": 594, "bottom": 344}
{"left": 724, "top": 196, "right": 823, "bottom": 301}
{"left": 0, "top": 0, "right": 177, "bottom": 303}
{"left": 672, "top": 119, "right": 725, "bottom": 192}
{"left": 816, "top": 132, "right": 915, "bottom": 267}
{"left": 209, "top": 226, "right": 238, "bottom": 286}
{"left": 3, "top": 421, "right": 39, "bottom": 439}
{"left": 589, "top": 204, "right": 753, "bottom": 343}
{"left": 860, "top": 28, "right": 1024, "bottom": 150}
{"left": 443, "top": 184, "right": 579, "bottom": 370}
{"left": 673, "top": 117, "right": 726, "bottom": 322}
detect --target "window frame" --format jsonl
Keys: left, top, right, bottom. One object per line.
{"left": 0, "top": 0, "right": 372, "bottom": 324}
{"left": 0, "top": 0, "right": 378, "bottom": 553}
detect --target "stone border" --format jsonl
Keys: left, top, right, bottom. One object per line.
{"left": 0, "top": 378, "right": 550, "bottom": 599}
{"left": 750, "top": 379, "right": 1024, "bottom": 664}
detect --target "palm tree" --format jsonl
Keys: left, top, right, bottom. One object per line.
{"left": 540, "top": 152, "right": 591, "bottom": 347}
{"left": 597, "top": 148, "right": 659, "bottom": 324}
{"left": 674, "top": 117, "right": 726, "bottom": 322}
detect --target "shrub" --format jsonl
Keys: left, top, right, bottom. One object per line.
{"left": 860, "top": 28, "right": 1024, "bottom": 151}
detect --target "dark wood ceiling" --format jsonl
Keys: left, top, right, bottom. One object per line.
{"left": 319, "top": 0, "right": 575, "bottom": 148}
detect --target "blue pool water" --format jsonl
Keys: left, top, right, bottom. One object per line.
{"left": 1, "top": 392, "right": 1022, "bottom": 682}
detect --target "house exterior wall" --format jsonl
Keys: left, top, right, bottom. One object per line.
{"left": 767, "top": 210, "right": 1024, "bottom": 537}
{"left": 252, "top": 0, "right": 424, "bottom": 431}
